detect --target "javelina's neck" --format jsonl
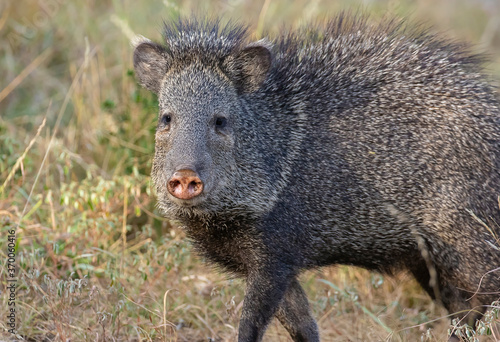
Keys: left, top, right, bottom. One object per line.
{"left": 180, "top": 212, "right": 260, "bottom": 276}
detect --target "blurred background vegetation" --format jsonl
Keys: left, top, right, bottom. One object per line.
{"left": 0, "top": 0, "right": 499, "bottom": 341}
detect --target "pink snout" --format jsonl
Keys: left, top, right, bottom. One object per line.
{"left": 167, "top": 169, "right": 204, "bottom": 200}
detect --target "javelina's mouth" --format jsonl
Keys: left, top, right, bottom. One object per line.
{"left": 167, "top": 192, "right": 206, "bottom": 207}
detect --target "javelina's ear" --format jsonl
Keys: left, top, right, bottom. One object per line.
{"left": 133, "top": 39, "right": 171, "bottom": 94}
{"left": 224, "top": 41, "right": 272, "bottom": 93}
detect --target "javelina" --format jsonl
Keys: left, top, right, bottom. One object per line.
{"left": 133, "top": 14, "right": 500, "bottom": 342}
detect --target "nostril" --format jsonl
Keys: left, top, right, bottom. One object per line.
{"left": 190, "top": 180, "right": 201, "bottom": 188}
{"left": 188, "top": 179, "right": 203, "bottom": 194}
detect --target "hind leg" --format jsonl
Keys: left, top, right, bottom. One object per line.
{"left": 410, "top": 258, "right": 437, "bottom": 300}
{"left": 409, "top": 257, "right": 488, "bottom": 341}
{"left": 440, "top": 281, "right": 490, "bottom": 342}
{"left": 440, "top": 283, "right": 487, "bottom": 326}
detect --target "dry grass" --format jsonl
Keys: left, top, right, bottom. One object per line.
{"left": 0, "top": 0, "right": 499, "bottom": 341}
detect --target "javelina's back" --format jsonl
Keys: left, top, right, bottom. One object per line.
{"left": 134, "top": 14, "right": 500, "bottom": 341}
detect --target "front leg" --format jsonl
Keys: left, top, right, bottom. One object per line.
{"left": 275, "top": 278, "right": 320, "bottom": 342}
{"left": 238, "top": 265, "right": 294, "bottom": 342}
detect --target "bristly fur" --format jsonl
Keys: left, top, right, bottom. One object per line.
{"left": 134, "top": 13, "right": 500, "bottom": 342}
{"left": 160, "top": 13, "right": 490, "bottom": 93}
{"left": 162, "top": 17, "right": 249, "bottom": 69}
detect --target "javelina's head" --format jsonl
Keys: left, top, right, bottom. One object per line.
{"left": 133, "top": 21, "right": 272, "bottom": 219}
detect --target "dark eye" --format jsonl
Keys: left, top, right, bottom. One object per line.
{"left": 160, "top": 114, "right": 171, "bottom": 127}
{"left": 215, "top": 117, "right": 227, "bottom": 129}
